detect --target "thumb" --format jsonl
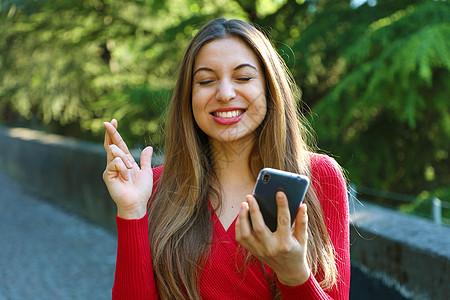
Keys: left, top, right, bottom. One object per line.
{"left": 140, "top": 146, "right": 153, "bottom": 172}
{"left": 293, "top": 203, "right": 308, "bottom": 245}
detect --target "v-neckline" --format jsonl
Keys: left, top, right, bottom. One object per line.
{"left": 209, "top": 201, "right": 239, "bottom": 237}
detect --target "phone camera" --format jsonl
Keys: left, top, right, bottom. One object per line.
{"left": 262, "top": 172, "right": 270, "bottom": 183}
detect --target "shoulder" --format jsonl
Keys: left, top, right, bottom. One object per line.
{"left": 309, "top": 153, "right": 347, "bottom": 205}
{"left": 147, "top": 165, "right": 165, "bottom": 208}
{"left": 152, "top": 165, "right": 164, "bottom": 182}
{"left": 310, "top": 153, "right": 345, "bottom": 181}
{"left": 151, "top": 165, "right": 164, "bottom": 195}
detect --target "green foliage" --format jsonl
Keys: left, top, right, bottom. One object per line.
{"left": 301, "top": 1, "right": 450, "bottom": 194}
{"left": 0, "top": 0, "right": 449, "bottom": 198}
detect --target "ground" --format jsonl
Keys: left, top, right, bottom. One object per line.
{"left": 0, "top": 167, "right": 117, "bottom": 300}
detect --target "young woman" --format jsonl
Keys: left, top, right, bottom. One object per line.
{"left": 103, "top": 18, "right": 350, "bottom": 300}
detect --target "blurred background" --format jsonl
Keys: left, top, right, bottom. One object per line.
{"left": 0, "top": 0, "right": 449, "bottom": 299}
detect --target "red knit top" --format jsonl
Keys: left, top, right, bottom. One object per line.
{"left": 112, "top": 154, "right": 350, "bottom": 299}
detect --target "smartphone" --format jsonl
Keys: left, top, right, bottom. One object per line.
{"left": 252, "top": 168, "right": 310, "bottom": 232}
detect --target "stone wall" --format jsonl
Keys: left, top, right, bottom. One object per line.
{"left": 349, "top": 201, "right": 450, "bottom": 299}
{"left": 0, "top": 125, "right": 161, "bottom": 231}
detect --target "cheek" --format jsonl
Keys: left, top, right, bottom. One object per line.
{"left": 191, "top": 93, "right": 208, "bottom": 127}
{"left": 261, "top": 103, "right": 268, "bottom": 120}
{"left": 191, "top": 100, "right": 201, "bottom": 125}
{"left": 251, "top": 93, "right": 268, "bottom": 123}
{"left": 257, "top": 102, "right": 268, "bottom": 125}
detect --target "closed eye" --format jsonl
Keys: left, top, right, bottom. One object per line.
{"left": 237, "top": 77, "right": 252, "bottom": 82}
{"left": 199, "top": 80, "right": 214, "bottom": 85}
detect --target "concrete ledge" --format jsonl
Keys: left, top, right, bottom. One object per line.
{"left": 350, "top": 201, "right": 450, "bottom": 300}
{"left": 0, "top": 125, "right": 160, "bottom": 231}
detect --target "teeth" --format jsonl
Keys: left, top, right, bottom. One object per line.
{"left": 214, "top": 110, "right": 243, "bottom": 118}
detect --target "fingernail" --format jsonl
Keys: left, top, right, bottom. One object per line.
{"left": 302, "top": 207, "right": 307, "bottom": 215}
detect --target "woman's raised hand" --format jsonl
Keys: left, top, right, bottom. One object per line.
{"left": 102, "top": 119, "right": 154, "bottom": 219}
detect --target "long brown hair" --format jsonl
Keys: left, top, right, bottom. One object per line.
{"left": 148, "top": 18, "right": 337, "bottom": 300}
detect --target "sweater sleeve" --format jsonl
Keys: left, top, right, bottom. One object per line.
{"left": 112, "top": 166, "right": 164, "bottom": 300}
{"left": 278, "top": 154, "right": 350, "bottom": 300}
{"left": 112, "top": 214, "right": 158, "bottom": 300}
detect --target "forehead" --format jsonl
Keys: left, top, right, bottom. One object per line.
{"left": 194, "top": 36, "right": 261, "bottom": 68}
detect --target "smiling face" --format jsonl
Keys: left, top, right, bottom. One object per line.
{"left": 192, "top": 36, "right": 267, "bottom": 146}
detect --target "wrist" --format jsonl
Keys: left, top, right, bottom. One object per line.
{"left": 277, "top": 267, "right": 310, "bottom": 287}
{"left": 117, "top": 205, "right": 147, "bottom": 220}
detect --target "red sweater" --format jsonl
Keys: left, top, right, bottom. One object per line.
{"left": 112, "top": 154, "right": 350, "bottom": 299}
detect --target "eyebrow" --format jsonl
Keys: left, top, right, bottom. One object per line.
{"left": 193, "top": 63, "right": 258, "bottom": 76}
{"left": 234, "top": 63, "right": 258, "bottom": 71}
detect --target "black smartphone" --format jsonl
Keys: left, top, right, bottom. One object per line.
{"left": 252, "top": 168, "right": 310, "bottom": 232}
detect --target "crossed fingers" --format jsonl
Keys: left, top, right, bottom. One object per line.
{"left": 103, "top": 119, "right": 135, "bottom": 166}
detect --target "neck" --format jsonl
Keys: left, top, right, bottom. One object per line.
{"left": 209, "top": 137, "right": 256, "bottom": 186}
{"left": 208, "top": 137, "right": 258, "bottom": 215}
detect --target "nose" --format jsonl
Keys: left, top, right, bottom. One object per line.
{"left": 216, "top": 79, "right": 236, "bottom": 102}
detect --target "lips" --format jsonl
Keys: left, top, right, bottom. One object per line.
{"left": 210, "top": 107, "right": 246, "bottom": 125}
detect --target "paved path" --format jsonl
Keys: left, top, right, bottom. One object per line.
{"left": 0, "top": 167, "right": 117, "bottom": 300}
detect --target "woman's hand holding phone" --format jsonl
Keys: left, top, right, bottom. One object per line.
{"left": 236, "top": 192, "right": 310, "bottom": 287}
{"left": 235, "top": 168, "right": 311, "bottom": 287}
{"left": 103, "top": 119, "right": 154, "bottom": 219}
